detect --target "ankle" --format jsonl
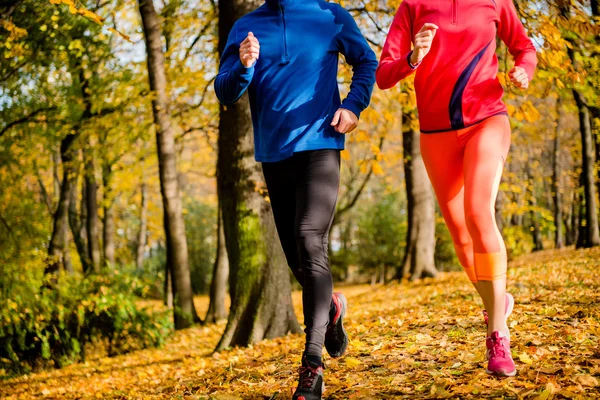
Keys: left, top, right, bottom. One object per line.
{"left": 303, "top": 354, "right": 322, "bottom": 368}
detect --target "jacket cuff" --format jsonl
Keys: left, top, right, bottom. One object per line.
{"left": 232, "top": 59, "right": 255, "bottom": 82}
{"left": 340, "top": 99, "right": 364, "bottom": 119}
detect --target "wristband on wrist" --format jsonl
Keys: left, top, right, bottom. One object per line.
{"left": 407, "top": 51, "right": 421, "bottom": 69}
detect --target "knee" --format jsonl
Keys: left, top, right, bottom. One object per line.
{"left": 465, "top": 208, "right": 494, "bottom": 237}
{"left": 295, "top": 233, "right": 329, "bottom": 274}
{"left": 296, "top": 233, "right": 326, "bottom": 259}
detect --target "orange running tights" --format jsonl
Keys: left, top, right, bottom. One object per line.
{"left": 420, "top": 115, "right": 511, "bottom": 282}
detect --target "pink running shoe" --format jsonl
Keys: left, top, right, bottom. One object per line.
{"left": 483, "top": 292, "right": 514, "bottom": 327}
{"left": 486, "top": 331, "right": 516, "bottom": 377}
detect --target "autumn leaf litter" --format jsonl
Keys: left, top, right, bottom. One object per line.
{"left": 1, "top": 248, "right": 599, "bottom": 399}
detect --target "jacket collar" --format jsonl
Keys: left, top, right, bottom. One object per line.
{"left": 265, "top": 0, "right": 298, "bottom": 10}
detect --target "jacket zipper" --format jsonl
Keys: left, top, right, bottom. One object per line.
{"left": 279, "top": 3, "right": 290, "bottom": 64}
{"left": 452, "top": 0, "right": 457, "bottom": 24}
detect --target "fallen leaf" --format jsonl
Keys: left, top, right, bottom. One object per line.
{"left": 573, "top": 374, "right": 598, "bottom": 387}
{"left": 519, "top": 353, "right": 533, "bottom": 365}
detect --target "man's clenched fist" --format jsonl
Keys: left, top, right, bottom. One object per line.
{"left": 240, "top": 32, "right": 260, "bottom": 68}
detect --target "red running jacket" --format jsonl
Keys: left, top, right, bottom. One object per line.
{"left": 376, "top": 0, "right": 537, "bottom": 133}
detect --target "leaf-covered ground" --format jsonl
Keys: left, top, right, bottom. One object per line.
{"left": 2, "top": 248, "right": 600, "bottom": 399}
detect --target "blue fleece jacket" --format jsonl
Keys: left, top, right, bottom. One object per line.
{"left": 214, "top": 0, "right": 377, "bottom": 162}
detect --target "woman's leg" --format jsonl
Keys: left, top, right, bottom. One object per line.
{"left": 420, "top": 131, "right": 479, "bottom": 292}
{"left": 462, "top": 116, "right": 511, "bottom": 337}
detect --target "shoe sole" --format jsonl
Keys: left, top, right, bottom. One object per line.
{"left": 326, "top": 292, "right": 348, "bottom": 358}
{"left": 486, "top": 368, "right": 517, "bottom": 377}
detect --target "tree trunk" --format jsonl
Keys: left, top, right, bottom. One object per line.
{"left": 136, "top": 182, "right": 149, "bottom": 270}
{"left": 138, "top": 0, "right": 199, "bottom": 328}
{"left": 573, "top": 90, "right": 600, "bottom": 248}
{"left": 46, "top": 136, "right": 76, "bottom": 277}
{"left": 85, "top": 159, "right": 101, "bottom": 272}
{"left": 553, "top": 99, "right": 565, "bottom": 249}
{"left": 165, "top": 262, "right": 174, "bottom": 309}
{"left": 205, "top": 207, "right": 229, "bottom": 324}
{"left": 103, "top": 195, "right": 115, "bottom": 266}
{"left": 102, "top": 163, "right": 116, "bottom": 267}
{"left": 530, "top": 210, "right": 544, "bottom": 251}
{"left": 53, "top": 147, "right": 61, "bottom": 203}
{"left": 68, "top": 173, "right": 93, "bottom": 273}
{"left": 215, "top": 0, "right": 300, "bottom": 351}
{"left": 398, "top": 115, "right": 437, "bottom": 281}
{"left": 569, "top": 190, "right": 580, "bottom": 246}
{"left": 526, "top": 163, "right": 544, "bottom": 252}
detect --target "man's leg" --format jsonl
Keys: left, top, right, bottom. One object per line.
{"left": 294, "top": 150, "right": 340, "bottom": 364}
{"left": 263, "top": 157, "right": 304, "bottom": 284}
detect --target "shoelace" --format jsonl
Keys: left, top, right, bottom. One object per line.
{"left": 489, "top": 337, "right": 508, "bottom": 358}
{"left": 298, "top": 366, "right": 319, "bottom": 388}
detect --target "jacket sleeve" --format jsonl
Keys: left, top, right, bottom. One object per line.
{"left": 376, "top": 1, "right": 417, "bottom": 90}
{"left": 214, "top": 24, "right": 255, "bottom": 106}
{"left": 497, "top": 0, "right": 537, "bottom": 81}
{"left": 335, "top": 6, "right": 378, "bottom": 118}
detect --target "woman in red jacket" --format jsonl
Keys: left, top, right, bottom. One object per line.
{"left": 377, "top": 0, "right": 537, "bottom": 376}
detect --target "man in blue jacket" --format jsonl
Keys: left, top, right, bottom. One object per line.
{"left": 215, "top": 1, "right": 376, "bottom": 398}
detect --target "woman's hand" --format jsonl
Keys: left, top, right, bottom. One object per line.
{"left": 508, "top": 66, "right": 529, "bottom": 89}
{"left": 410, "top": 23, "right": 439, "bottom": 65}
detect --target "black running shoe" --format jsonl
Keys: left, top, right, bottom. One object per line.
{"left": 292, "top": 358, "right": 325, "bottom": 400}
{"left": 324, "top": 292, "right": 348, "bottom": 358}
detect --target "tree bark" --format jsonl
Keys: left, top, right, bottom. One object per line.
{"left": 573, "top": 90, "right": 600, "bottom": 248}
{"left": 53, "top": 147, "right": 61, "bottom": 204}
{"left": 85, "top": 159, "right": 101, "bottom": 272}
{"left": 46, "top": 135, "right": 76, "bottom": 277}
{"left": 565, "top": 193, "right": 574, "bottom": 247}
{"left": 398, "top": 114, "right": 437, "bottom": 281}
{"left": 69, "top": 172, "right": 93, "bottom": 273}
{"left": 215, "top": 0, "right": 300, "bottom": 351}
{"left": 138, "top": 0, "right": 199, "bottom": 328}
{"left": 567, "top": 190, "right": 580, "bottom": 246}
{"left": 553, "top": 99, "right": 565, "bottom": 249}
{"left": 136, "top": 182, "right": 149, "bottom": 270}
{"left": 102, "top": 165, "right": 116, "bottom": 267}
{"left": 165, "top": 262, "right": 174, "bottom": 309}
{"left": 205, "top": 207, "right": 229, "bottom": 324}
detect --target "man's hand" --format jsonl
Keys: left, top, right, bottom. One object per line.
{"left": 410, "top": 23, "right": 439, "bottom": 66}
{"left": 240, "top": 32, "right": 260, "bottom": 68}
{"left": 508, "top": 66, "right": 529, "bottom": 89}
{"left": 331, "top": 108, "right": 358, "bottom": 134}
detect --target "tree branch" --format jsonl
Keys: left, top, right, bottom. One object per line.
{"left": 33, "top": 161, "right": 54, "bottom": 215}
{"left": 1, "top": 60, "right": 27, "bottom": 82}
{"left": 173, "top": 76, "right": 216, "bottom": 118}
{"left": 0, "top": 0, "right": 23, "bottom": 19}
{"left": 334, "top": 136, "right": 386, "bottom": 225}
{"left": 182, "top": 18, "right": 216, "bottom": 63}
{"left": 0, "top": 106, "right": 57, "bottom": 138}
